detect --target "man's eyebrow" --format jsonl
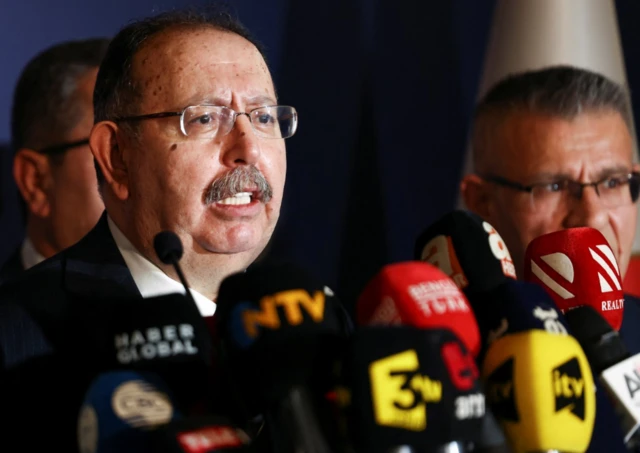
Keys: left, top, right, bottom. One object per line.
{"left": 527, "top": 171, "right": 574, "bottom": 183}
{"left": 593, "top": 164, "right": 635, "bottom": 180}
{"left": 245, "top": 94, "right": 278, "bottom": 107}
{"left": 177, "top": 94, "right": 278, "bottom": 109}
{"left": 182, "top": 95, "right": 231, "bottom": 107}
{"left": 529, "top": 165, "right": 633, "bottom": 183}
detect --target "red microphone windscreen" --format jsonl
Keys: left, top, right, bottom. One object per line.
{"left": 523, "top": 227, "right": 624, "bottom": 330}
{"left": 356, "top": 261, "right": 481, "bottom": 357}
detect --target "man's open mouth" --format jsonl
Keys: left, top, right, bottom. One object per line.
{"left": 217, "top": 191, "right": 254, "bottom": 205}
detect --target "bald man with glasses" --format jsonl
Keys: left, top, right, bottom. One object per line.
{"left": 1, "top": 39, "right": 109, "bottom": 282}
{"left": 461, "top": 65, "right": 640, "bottom": 351}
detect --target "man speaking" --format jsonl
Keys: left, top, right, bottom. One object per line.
{"left": 0, "top": 8, "right": 297, "bottom": 450}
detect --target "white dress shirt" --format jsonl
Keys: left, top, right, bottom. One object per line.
{"left": 107, "top": 217, "right": 216, "bottom": 316}
{"left": 21, "top": 237, "right": 45, "bottom": 271}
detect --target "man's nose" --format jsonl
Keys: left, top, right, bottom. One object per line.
{"left": 562, "top": 185, "right": 609, "bottom": 230}
{"left": 220, "top": 114, "right": 261, "bottom": 167}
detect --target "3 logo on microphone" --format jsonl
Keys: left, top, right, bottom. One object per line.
{"left": 369, "top": 344, "right": 485, "bottom": 431}
{"left": 369, "top": 349, "right": 443, "bottom": 431}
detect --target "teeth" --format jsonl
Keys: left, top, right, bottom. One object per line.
{"left": 218, "top": 192, "right": 252, "bottom": 205}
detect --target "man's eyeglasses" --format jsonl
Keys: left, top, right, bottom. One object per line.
{"left": 482, "top": 172, "right": 640, "bottom": 210}
{"left": 37, "top": 138, "right": 90, "bottom": 155}
{"left": 113, "top": 105, "right": 298, "bottom": 140}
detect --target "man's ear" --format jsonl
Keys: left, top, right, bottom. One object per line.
{"left": 90, "top": 121, "right": 130, "bottom": 201}
{"left": 460, "top": 173, "right": 493, "bottom": 219}
{"left": 13, "top": 149, "right": 53, "bottom": 218}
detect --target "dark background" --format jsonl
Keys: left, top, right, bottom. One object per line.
{"left": 1, "top": 0, "right": 639, "bottom": 307}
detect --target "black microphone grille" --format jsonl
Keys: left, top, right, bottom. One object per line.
{"left": 153, "top": 231, "right": 184, "bottom": 264}
{"left": 565, "top": 305, "right": 629, "bottom": 373}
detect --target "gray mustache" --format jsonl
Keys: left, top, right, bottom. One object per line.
{"left": 204, "top": 165, "right": 273, "bottom": 205}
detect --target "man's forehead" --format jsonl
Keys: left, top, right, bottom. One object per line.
{"left": 135, "top": 27, "right": 268, "bottom": 77}
{"left": 132, "top": 27, "right": 274, "bottom": 105}
{"left": 488, "top": 110, "right": 633, "bottom": 173}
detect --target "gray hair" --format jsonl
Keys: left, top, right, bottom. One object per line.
{"left": 472, "top": 65, "right": 632, "bottom": 169}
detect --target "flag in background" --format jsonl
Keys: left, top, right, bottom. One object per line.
{"left": 458, "top": 0, "right": 640, "bottom": 294}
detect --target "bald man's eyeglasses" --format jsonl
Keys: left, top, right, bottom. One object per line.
{"left": 114, "top": 105, "right": 298, "bottom": 140}
{"left": 482, "top": 172, "right": 640, "bottom": 210}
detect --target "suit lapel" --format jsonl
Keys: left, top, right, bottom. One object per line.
{"left": 0, "top": 246, "right": 25, "bottom": 284}
{"left": 62, "top": 212, "right": 141, "bottom": 300}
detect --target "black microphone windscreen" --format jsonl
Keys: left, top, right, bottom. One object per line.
{"left": 414, "top": 210, "right": 516, "bottom": 294}
{"left": 468, "top": 279, "right": 570, "bottom": 359}
{"left": 564, "top": 305, "right": 629, "bottom": 375}
{"left": 71, "top": 292, "right": 213, "bottom": 412}
{"left": 154, "top": 231, "right": 184, "bottom": 264}
{"left": 340, "top": 326, "right": 485, "bottom": 452}
{"left": 214, "top": 262, "right": 348, "bottom": 412}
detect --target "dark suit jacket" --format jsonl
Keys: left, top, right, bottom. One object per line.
{"left": 0, "top": 212, "right": 141, "bottom": 451}
{"left": 620, "top": 294, "right": 640, "bottom": 353}
{"left": 0, "top": 246, "right": 24, "bottom": 284}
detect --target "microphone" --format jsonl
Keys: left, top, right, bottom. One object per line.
{"left": 414, "top": 212, "right": 625, "bottom": 451}
{"left": 414, "top": 210, "right": 517, "bottom": 293}
{"left": 338, "top": 326, "right": 485, "bottom": 452}
{"left": 78, "top": 371, "right": 254, "bottom": 453}
{"left": 355, "top": 261, "right": 512, "bottom": 452}
{"left": 71, "top": 289, "right": 214, "bottom": 415}
{"left": 150, "top": 416, "right": 255, "bottom": 453}
{"left": 412, "top": 211, "right": 569, "bottom": 351}
{"left": 524, "top": 227, "right": 624, "bottom": 331}
{"left": 77, "top": 370, "right": 182, "bottom": 453}
{"left": 564, "top": 305, "right": 640, "bottom": 447}
{"left": 154, "top": 231, "right": 198, "bottom": 309}
{"left": 214, "top": 262, "right": 349, "bottom": 453}
{"left": 482, "top": 329, "right": 596, "bottom": 452}
{"left": 469, "top": 279, "right": 570, "bottom": 359}
{"left": 356, "top": 261, "right": 481, "bottom": 357}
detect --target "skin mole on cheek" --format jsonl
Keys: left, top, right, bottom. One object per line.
{"left": 170, "top": 144, "right": 177, "bottom": 151}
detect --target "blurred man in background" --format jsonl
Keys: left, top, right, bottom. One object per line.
{"left": 461, "top": 65, "right": 640, "bottom": 348}
{"left": 0, "top": 38, "right": 109, "bottom": 282}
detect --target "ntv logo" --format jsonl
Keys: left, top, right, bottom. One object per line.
{"left": 115, "top": 324, "right": 199, "bottom": 364}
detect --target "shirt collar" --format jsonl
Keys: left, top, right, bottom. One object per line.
{"left": 107, "top": 216, "right": 216, "bottom": 317}
{"left": 21, "top": 237, "right": 46, "bottom": 270}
